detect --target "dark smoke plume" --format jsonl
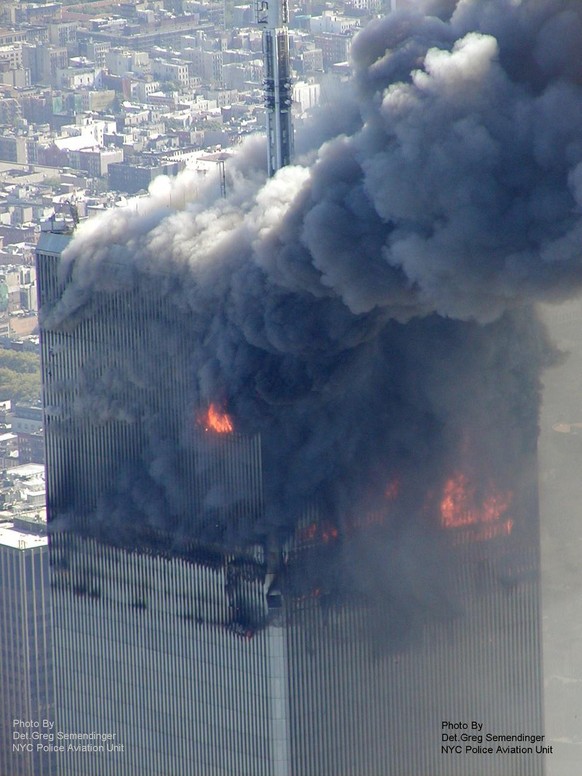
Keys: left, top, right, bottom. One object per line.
{"left": 42, "top": 0, "right": 581, "bottom": 611}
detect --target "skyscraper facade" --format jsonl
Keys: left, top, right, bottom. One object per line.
{"left": 0, "top": 519, "right": 54, "bottom": 776}
{"left": 37, "top": 225, "right": 544, "bottom": 776}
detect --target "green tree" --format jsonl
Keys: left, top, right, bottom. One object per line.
{"left": 0, "top": 345, "right": 41, "bottom": 404}
{"left": 0, "top": 349, "right": 39, "bottom": 374}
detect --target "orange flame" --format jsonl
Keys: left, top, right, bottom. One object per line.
{"left": 297, "top": 520, "right": 339, "bottom": 545}
{"left": 199, "top": 403, "right": 234, "bottom": 433}
{"left": 384, "top": 478, "right": 400, "bottom": 501}
{"left": 321, "top": 523, "right": 339, "bottom": 544}
{"left": 440, "top": 472, "right": 512, "bottom": 530}
{"left": 299, "top": 522, "right": 318, "bottom": 542}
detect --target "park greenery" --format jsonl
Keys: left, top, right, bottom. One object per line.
{"left": 0, "top": 345, "right": 41, "bottom": 404}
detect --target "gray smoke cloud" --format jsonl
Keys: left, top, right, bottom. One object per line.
{"left": 42, "top": 0, "right": 581, "bottom": 614}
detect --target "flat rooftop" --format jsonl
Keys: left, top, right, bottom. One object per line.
{"left": 6, "top": 463, "right": 44, "bottom": 479}
{"left": 0, "top": 522, "right": 48, "bottom": 550}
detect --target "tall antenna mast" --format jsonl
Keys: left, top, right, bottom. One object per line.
{"left": 257, "top": 0, "right": 294, "bottom": 176}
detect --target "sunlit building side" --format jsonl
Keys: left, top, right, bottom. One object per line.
{"left": 0, "top": 519, "right": 54, "bottom": 776}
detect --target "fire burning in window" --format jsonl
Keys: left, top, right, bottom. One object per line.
{"left": 384, "top": 478, "right": 400, "bottom": 501}
{"left": 321, "top": 523, "right": 339, "bottom": 544}
{"left": 198, "top": 403, "right": 234, "bottom": 434}
{"left": 296, "top": 468, "right": 514, "bottom": 547}
{"left": 298, "top": 520, "right": 339, "bottom": 545}
{"left": 440, "top": 472, "right": 512, "bottom": 531}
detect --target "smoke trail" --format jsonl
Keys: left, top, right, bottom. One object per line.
{"left": 53, "top": 1, "right": 582, "bottom": 322}
{"left": 41, "top": 0, "right": 580, "bottom": 610}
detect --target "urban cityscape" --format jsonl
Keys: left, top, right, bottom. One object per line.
{"left": 1, "top": 0, "right": 582, "bottom": 775}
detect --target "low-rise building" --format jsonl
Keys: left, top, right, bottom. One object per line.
{"left": 108, "top": 157, "right": 183, "bottom": 194}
